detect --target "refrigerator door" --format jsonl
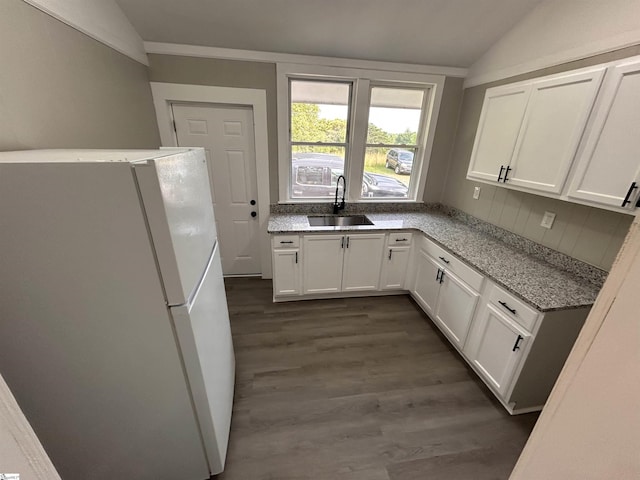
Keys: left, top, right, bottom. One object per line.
{"left": 170, "top": 242, "right": 235, "bottom": 475}
{"left": 134, "top": 148, "right": 217, "bottom": 305}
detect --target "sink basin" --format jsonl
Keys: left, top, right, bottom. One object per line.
{"left": 307, "top": 215, "right": 374, "bottom": 227}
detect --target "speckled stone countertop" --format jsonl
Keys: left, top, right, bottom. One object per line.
{"left": 268, "top": 211, "right": 603, "bottom": 312}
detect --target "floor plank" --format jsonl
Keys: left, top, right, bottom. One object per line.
{"left": 216, "top": 278, "right": 537, "bottom": 480}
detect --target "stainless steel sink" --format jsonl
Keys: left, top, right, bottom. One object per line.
{"left": 307, "top": 215, "right": 374, "bottom": 226}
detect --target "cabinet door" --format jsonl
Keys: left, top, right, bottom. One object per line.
{"left": 302, "top": 235, "right": 344, "bottom": 294}
{"left": 507, "top": 68, "right": 605, "bottom": 194}
{"left": 272, "top": 249, "right": 300, "bottom": 296}
{"left": 433, "top": 269, "right": 480, "bottom": 350}
{"left": 380, "top": 246, "right": 411, "bottom": 290}
{"left": 466, "top": 303, "right": 531, "bottom": 397}
{"left": 342, "top": 234, "right": 385, "bottom": 292}
{"left": 467, "top": 83, "right": 531, "bottom": 183}
{"left": 568, "top": 59, "right": 640, "bottom": 208}
{"left": 412, "top": 249, "right": 441, "bottom": 315}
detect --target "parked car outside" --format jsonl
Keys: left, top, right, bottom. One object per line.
{"left": 291, "top": 153, "right": 408, "bottom": 198}
{"left": 385, "top": 149, "right": 414, "bottom": 174}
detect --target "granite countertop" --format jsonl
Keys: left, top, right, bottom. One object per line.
{"left": 268, "top": 211, "right": 603, "bottom": 312}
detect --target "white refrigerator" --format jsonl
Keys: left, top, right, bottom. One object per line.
{"left": 0, "top": 148, "right": 235, "bottom": 479}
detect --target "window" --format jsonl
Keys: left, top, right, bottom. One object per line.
{"left": 277, "top": 64, "right": 445, "bottom": 202}
{"left": 289, "top": 80, "right": 351, "bottom": 198}
{"left": 363, "top": 86, "right": 426, "bottom": 199}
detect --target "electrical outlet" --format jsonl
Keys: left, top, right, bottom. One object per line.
{"left": 541, "top": 211, "right": 556, "bottom": 229}
{"left": 473, "top": 186, "right": 481, "bottom": 200}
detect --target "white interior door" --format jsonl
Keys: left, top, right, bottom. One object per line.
{"left": 172, "top": 103, "right": 261, "bottom": 275}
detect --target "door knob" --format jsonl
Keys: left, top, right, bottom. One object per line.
{"left": 251, "top": 211, "right": 257, "bottom": 217}
{"left": 250, "top": 199, "right": 256, "bottom": 205}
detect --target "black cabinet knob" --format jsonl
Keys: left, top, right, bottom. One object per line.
{"left": 250, "top": 200, "right": 256, "bottom": 205}
{"left": 251, "top": 211, "right": 257, "bottom": 217}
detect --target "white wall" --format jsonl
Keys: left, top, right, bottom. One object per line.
{"left": 510, "top": 214, "right": 640, "bottom": 479}
{"left": 0, "top": 375, "right": 61, "bottom": 480}
{"left": 466, "top": 0, "right": 640, "bottom": 87}
{"left": 21, "top": 0, "right": 147, "bottom": 64}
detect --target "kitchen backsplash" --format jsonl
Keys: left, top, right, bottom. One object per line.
{"left": 271, "top": 202, "right": 441, "bottom": 214}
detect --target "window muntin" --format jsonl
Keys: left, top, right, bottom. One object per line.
{"left": 361, "top": 86, "right": 426, "bottom": 199}
{"left": 289, "top": 80, "right": 352, "bottom": 199}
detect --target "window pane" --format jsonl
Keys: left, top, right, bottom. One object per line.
{"left": 366, "top": 87, "right": 424, "bottom": 145}
{"left": 291, "top": 146, "right": 345, "bottom": 198}
{"left": 361, "top": 147, "right": 413, "bottom": 199}
{"left": 290, "top": 80, "right": 350, "bottom": 143}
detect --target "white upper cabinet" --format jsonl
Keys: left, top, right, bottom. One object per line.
{"left": 467, "top": 84, "right": 531, "bottom": 183}
{"left": 568, "top": 59, "right": 640, "bottom": 209}
{"left": 507, "top": 68, "right": 606, "bottom": 194}
{"left": 466, "top": 64, "right": 633, "bottom": 206}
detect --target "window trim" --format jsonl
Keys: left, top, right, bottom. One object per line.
{"left": 277, "top": 63, "right": 446, "bottom": 203}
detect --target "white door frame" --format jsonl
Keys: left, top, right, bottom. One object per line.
{"left": 150, "top": 82, "right": 272, "bottom": 278}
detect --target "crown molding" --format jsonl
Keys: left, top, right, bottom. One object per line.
{"left": 464, "top": 31, "right": 640, "bottom": 88}
{"left": 144, "top": 42, "right": 468, "bottom": 77}
{"left": 22, "top": 0, "right": 148, "bottom": 65}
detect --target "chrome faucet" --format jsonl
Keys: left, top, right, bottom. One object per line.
{"left": 333, "top": 175, "right": 346, "bottom": 214}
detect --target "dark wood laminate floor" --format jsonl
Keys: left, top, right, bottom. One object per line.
{"left": 217, "top": 278, "right": 538, "bottom": 480}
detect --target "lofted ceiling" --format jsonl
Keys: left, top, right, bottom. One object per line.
{"left": 115, "top": 0, "right": 543, "bottom": 67}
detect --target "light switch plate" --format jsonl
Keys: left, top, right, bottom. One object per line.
{"left": 541, "top": 211, "right": 556, "bottom": 229}
{"left": 473, "top": 186, "right": 481, "bottom": 200}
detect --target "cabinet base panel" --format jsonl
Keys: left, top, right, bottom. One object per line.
{"left": 273, "top": 289, "right": 407, "bottom": 303}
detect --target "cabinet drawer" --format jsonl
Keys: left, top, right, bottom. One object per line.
{"left": 487, "top": 283, "right": 539, "bottom": 332}
{"left": 273, "top": 235, "right": 300, "bottom": 249}
{"left": 388, "top": 232, "right": 412, "bottom": 246}
{"left": 420, "top": 236, "right": 484, "bottom": 291}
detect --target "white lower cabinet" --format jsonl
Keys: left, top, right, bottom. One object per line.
{"left": 342, "top": 234, "right": 386, "bottom": 292}
{"left": 302, "top": 235, "right": 344, "bottom": 294}
{"left": 412, "top": 238, "right": 482, "bottom": 350}
{"left": 434, "top": 270, "right": 480, "bottom": 350}
{"left": 412, "top": 249, "right": 441, "bottom": 314}
{"left": 380, "top": 245, "right": 411, "bottom": 290}
{"left": 271, "top": 235, "right": 301, "bottom": 297}
{"left": 272, "top": 231, "right": 407, "bottom": 298}
{"left": 272, "top": 249, "right": 300, "bottom": 296}
{"left": 461, "top": 281, "right": 589, "bottom": 413}
{"left": 302, "top": 233, "right": 385, "bottom": 295}
{"left": 464, "top": 303, "right": 531, "bottom": 397}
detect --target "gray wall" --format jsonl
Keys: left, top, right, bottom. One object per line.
{"left": 0, "top": 0, "right": 160, "bottom": 150}
{"left": 443, "top": 45, "right": 640, "bottom": 271}
{"left": 148, "top": 54, "right": 279, "bottom": 199}
{"left": 424, "top": 76, "right": 464, "bottom": 203}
